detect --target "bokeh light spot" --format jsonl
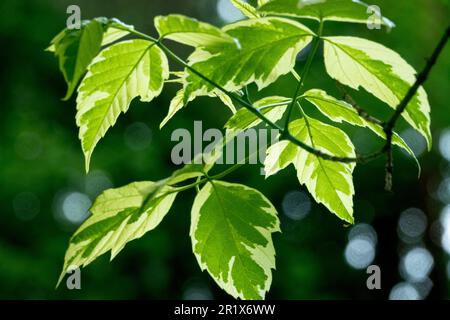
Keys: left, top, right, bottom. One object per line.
{"left": 344, "top": 238, "right": 375, "bottom": 270}
{"left": 348, "top": 223, "right": 378, "bottom": 246}
{"left": 217, "top": 0, "right": 245, "bottom": 23}
{"left": 61, "top": 192, "right": 91, "bottom": 225}
{"left": 439, "top": 129, "right": 450, "bottom": 162}
{"left": 400, "top": 247, "right": 434, "bottom": 282}
{"left": 389, "top": 282, "right": 420, "bottom": 300}
{"left": 398, "top": 208, "right": 427, "bottom": 243}
{"left": 281, "top": 191, "right": 311, "bottom": 221}
{"left": 85, "top": 170, "right": 113, "bottom": 198}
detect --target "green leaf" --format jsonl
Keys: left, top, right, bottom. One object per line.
{"left": 231, "top": 0, "right": 260, "bottom": 19}
{"left": 167, "top": 164, "right": 206, "bottom": 185}
{"left": 160, "top": 89, "right": 190, "bottom": 129}
{"left": 159, "top": 87, "right": 236, "bottom": 129}
{"left": 301, "top": 89, "right": 420, "bottom": 169}
{"left": 191, "top": 181, "right": 280, "bottom": 299}
{"left": 259, "top": 0, "right": 395, "bottom": 28}
{"left": 225, "top": 96, "right": 290, "bottom": 132}
{"left": 265, "top": 117, "right": 355, "bottom": 223}
{"left": 257, "top": 0, "right": 271, "bottom": 6}
{"left": 155, "top": 14, "right": 236, "bottom": 47}
{"left": 49, "top": 19, "right": 105, "bottom": 100}
{"left": 101, "top": 26, "right": 131, "bottom": 46}
{"left": 57, "top": 181, "right": 178, "bottom": 286}
{"left": 183, "top": 17, "right": 314, "bottom": 101}
{"left": 76, "top": 39, "right": 169, "bottom": 171}
{"left": 323, "top": 36, "right": 431, "bottom": 149}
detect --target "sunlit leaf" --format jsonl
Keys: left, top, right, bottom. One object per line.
{"left": 58, "top": 181, "right": 178, "bottom": 286}
{"left": 302, "top": 89, "right": 420, "bottom": 170}
{"left": 76, "top": 39, "right": 169, "bottom": 171}
{"left": 231, "top": 0, "right": 260, "bottom": 19}
{"left": 191, "top": 181, "right": 280, "bottom": 299}
{"left": 48, "top": 19, "right": 105, "bottom": 100}
{"left": 259, "top": 0, "right": 395, "bottom": 28}
{"left": 183, "top": 17, "right": 314, "bottom": 102}
{"left": 225, "top": 96, "right": 290, "bottom": 132}
{"left": 265, "top": 117, "right": 355, "bottom": 223}
{"left": 155, "top": 14, "right": 236, "bottom": 47}
{"left": 323, "top": 36, "right": 431, "bottom": 148}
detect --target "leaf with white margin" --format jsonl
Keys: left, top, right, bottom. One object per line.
{"left": 231, "top": 0, "right": 260, "bottom": 19}
{"left": 301, "top": 89, "right": 420, "bottom": 171}
{"left": 183, "top": 17, "right": 314, "bottom": 102}
{"left": 76, "top": 39, "right": 169, "bottom": 171}
{"left": 259, "top": 0, "right": 395, "bottom": 29}
{"left": 155, "top": 14, "right": 236, "bottom": 48}
{"left": 101, "top": 18, "right": 135, "bottom": 46}
{"left": 265, "top": 118, "right": 355, "bottom": 223}
{"left": 101, "top": 27, "right": 130, "bottom": 46}
{"left": 225, "top": 96, "right": 291, "bottom": 132}
{"left": 48, "top": 19, "right": 105, "bottom": 101}
{"left": 160, "top": 88, "right": 236, "bottom": 129}
{"left": 191, "top": 181, "right": 280, "bottom": 300}
{"left": 57, "top": 181, "right": 177, "bottom": 286}
{"left": 323, "top": 36, "right": 431, "bottom": 149}
{"left": 160, "top": 89, "right": 191, "bottom": 129}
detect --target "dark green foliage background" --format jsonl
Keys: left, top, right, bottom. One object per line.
{"left": 0, "top": 0, "right": 449, "bottom": 299}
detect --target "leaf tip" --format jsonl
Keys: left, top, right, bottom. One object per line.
{"left": 84, "top": 152, "right": 92, "bottom": 174}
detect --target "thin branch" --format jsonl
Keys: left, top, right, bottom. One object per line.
{"left": 383, "top": 24, "right": 450, "bottom": 190}
{"left": 335, "top": 81, "right": 384, "bottom": 126}
{"left": 114, "top": 22, "right": 449, "bottom": 169}
{"left": 386, "top": 25, "right": 450, "bottom": 131}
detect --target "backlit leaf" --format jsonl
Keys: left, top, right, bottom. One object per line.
{"left": 265, "top": 117, "right": 355, "bottom": 223}
{"left": 323, "top": 36, "right": 431, "bottom": 148}
{"left": 259, "top": 0, "right": 395, "bottom": 28}
{"left": 155, "top": 14, "right": 236, "bottom": 47}
{"left": 301, "top": 89, "right": 419, "bottom": 169}
{"left": 225, "top": 96, "right": 290, "bottom": 132}
{"left": 58, "top": 181, "right": 178, "bottom": 286}
{"left": 76, "top": 39, "right": 169, "bottom": 171}
{"left": 191, "top": 181, "right": 280, "bottom": 299}
{"left": 183, "top": 17, "right": 314, "bottom": 102}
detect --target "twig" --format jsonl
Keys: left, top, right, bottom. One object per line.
{"left": 113, "top": 22, "right": 450, "bottom": 170}
{"left": 383, "top": 24, "right": 450, "bottom": 190}
{"left": 335, "top": 81, "right": 384, "bottom": 126}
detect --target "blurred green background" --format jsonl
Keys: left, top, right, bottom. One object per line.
{"left": 0, "top": 0, "right": 449, "bottom": 299}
